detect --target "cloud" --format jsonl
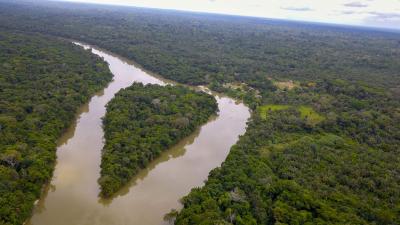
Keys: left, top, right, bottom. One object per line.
{"left": 280, "top": 6, "right": 313, "bottom": 12}
{"left": 341, "top": 10, "right": 357, "bottom": 15}
{"left": 368, "top": 11, "right": 400, "bottom": 19}
{"left": 364, "top": 11, "right": 400, "bottom": 29}
{"left": 344, "top": 1, "right": 368, "bottom": 7}
{"left": 62, "top": 0, "right": 400, "bottom": 30}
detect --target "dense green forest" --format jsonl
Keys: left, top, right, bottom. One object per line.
{"left": 175, "top": 80, "right": 400, "bottom": 224}
{"left": 0, "top": 1, "right": 400, "bottom": 224}
{"left": 100, "top": 84, "right": 217, "bottom": 196}
{"left": 0, "top": 30, "right": 112, "bottom": 224}
{"left": 0, "top": 1, "right": 400, "bottom": 89}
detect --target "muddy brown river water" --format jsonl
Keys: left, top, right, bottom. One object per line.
{"left": 27, "top": 43, "right": 250, "bottom": 225}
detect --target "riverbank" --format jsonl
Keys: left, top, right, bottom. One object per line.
{"left": 27, "top": 43, "right": 250, "bottom": 225}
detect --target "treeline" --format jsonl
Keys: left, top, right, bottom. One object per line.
{"left": 0, "top": 1, "right": 399, "bottom": 224}
{"left": 99, "top": 84, "right": 217, "bottom": 196}
{"left": 0, "top": 30, "right": 112, "bottom": 225}
{"left": 175, "top": 80, "right": 400, "bottom": 224}
{"left": 0, "top": 1, "right": 399, "bottom": 89}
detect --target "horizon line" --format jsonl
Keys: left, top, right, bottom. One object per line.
{"left": 50, "top": 0, "right": 399, "bottom": 33}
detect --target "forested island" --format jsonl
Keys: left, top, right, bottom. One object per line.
{"left": 0, "top": 30, "right": 112, "bottom": 224}
{"left": 99, "top": 84, "right": 217, "bottom": 196}
{"left": 0, "top": 0, "right": 399, "bottom": 224}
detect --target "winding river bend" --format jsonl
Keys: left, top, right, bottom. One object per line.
{"left": 27, "top": 43, "right": 250, "bottom": 225}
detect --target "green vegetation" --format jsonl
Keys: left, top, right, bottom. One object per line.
{"left": 0, "top": 1, "right": 399, "bottom": 224}
{"left": 259, "top": 105, "right": 324, "bottom": 125}
{"left": 299, "top": 106, "right": 325, "bottom": 125}
{"left": 0, "top": 30, "right": 112, "bottom": 224}
{"left": 1, "top": 1, "right": 400, "bottom": 91}
{"left": 99, "top": 84, "right": 217, "bottom": 196}
{"left": 259, "top": 105, "right": 290, "bottom": 119}
{"left": 175, "top": 80, "right": 400, "bottom": 224}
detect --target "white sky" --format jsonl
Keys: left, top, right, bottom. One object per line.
{"left": 62, "top": 0, "right": 400, "bottom": 29}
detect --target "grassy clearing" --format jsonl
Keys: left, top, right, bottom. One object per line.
{"left": 299, "top": 106, "right": 325, "bottom": 125}
{"left": 259, "top": 104, "right": 324, "bottom": 125}
{"left": 259, "top": 104, "right": 290, "bottom": 119}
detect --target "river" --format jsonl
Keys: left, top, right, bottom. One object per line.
{"left": 27, "top": 43, "right": 250, "bottom": 225}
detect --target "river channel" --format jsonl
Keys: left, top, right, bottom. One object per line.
{"left": 27, "top": 43, "right": 250, "bottom": 225}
